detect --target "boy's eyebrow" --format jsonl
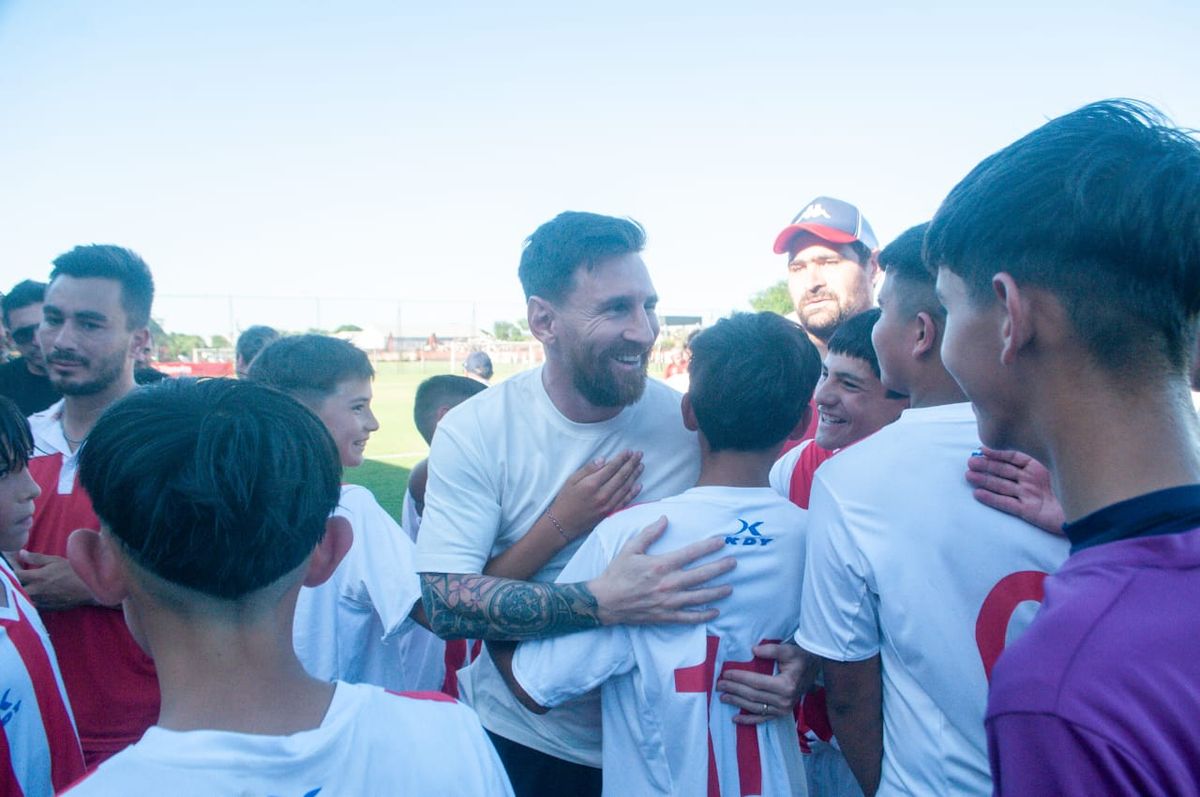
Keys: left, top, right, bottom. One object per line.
{"left": 828, "top": 365, "right": 872, "bottom": 383}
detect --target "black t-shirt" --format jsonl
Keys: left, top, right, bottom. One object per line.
{"left": 0, "top": 358, "right": 61, "bottom": 415}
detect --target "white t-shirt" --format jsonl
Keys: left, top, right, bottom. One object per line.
{"left": 64, "top": 682, "right": 514, "bottom": 796}
{"left": 513, "top": 487, "right": 808, "bottom": 796}
{"left": 401, "top": 484, "right": 422, "bottom": 542}
{"left": 795, "top": 403, "right": 1070, "bottom": 796}
{"left": 293, "top": 485, "right": 423, "bottom": 691}
{"left": 415, "top": 366, "right": 700, "bottom": 766}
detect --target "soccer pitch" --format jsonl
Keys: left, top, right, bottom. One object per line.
{"left": 342, "top": 360, "right": 535, "bottom": 521}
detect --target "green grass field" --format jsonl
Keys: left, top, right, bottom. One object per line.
{"left": 342, "top": 361, "right": 534, "bottom": 520}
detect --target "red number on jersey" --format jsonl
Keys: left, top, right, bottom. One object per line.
{"left": 975, "top": 570, "right": 1048, "bottom": 682}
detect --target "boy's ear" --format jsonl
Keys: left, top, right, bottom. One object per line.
{"left": 993, "top": 273, "right": 1034, "bottom": 366}
{"left": 527, "top": 297, "right": 557, "bottom": 346}
{"left": 680, "top": 393, "right": 699, "bottom": 432}
{"left": 66, "top": 528, "right": 130, "bottom": 607}
{"left": 911, "top": 311, "right": 939, "bottom": 359}
{"left": 303, "top": 517, "right": 352, "bottom": 588}
{"left": 788, "top": 402, "right": 814, "bottom": 441}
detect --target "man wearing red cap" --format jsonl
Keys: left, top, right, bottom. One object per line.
{"left": 774, "top": 196, "right": 880, "bottom": 357}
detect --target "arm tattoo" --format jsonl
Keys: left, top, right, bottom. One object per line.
{"left": 420, "top": 572, "right": 602, "bottom": 641}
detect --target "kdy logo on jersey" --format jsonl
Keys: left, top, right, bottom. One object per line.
{"left": 725, "top": 519, "right": 774, "bottom": 547}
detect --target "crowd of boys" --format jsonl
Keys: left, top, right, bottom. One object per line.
{"left": 0, "top": 97, "right": 1197, "bottom": 796}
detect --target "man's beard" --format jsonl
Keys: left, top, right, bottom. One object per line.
{"left": 798, "top": 296, "right": 854, "bottom": 342}
{"left": 566, "top": 341, "right": 649, "bottom": 408}
{"left": 47, "top": 349, "right": 127, "bottom": 397}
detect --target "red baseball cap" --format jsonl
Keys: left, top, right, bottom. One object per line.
{"left": 773, "top": 196, "right": 879, "bottom": 255}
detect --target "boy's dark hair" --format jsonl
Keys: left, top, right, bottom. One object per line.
{"left": 925, "top": 99, "right": 1200, "bottom": 374}
{"left": 246, "top": 334, "right": 374, "bottom": 405}
{"left": 828, "top": 308, "right": 883, "bottom": 379}
{"left": 79, "top": 379, "right": 341, "bottom": 600}
{"left": 236, "top": 325, "right": 280, "bottom": 365}
{"left": 414, "top": 375, "right": 487, "bottom": 444}
{"left": 879, "top": 223, "right": 941, "bottom": 319}
{"left": 0, "top": 397, "right": 33, "bottom": 476}
{"left": 2, "top": 280, "right": 47, "bottom": 328}
{"left": 50, "top": 245, "right": 155, "bottom": 329}
{"left": 518, "top": 212, "right": 646, "bottom": 302}
{"left": 688, "top": 312, "right": 821, "bottom": 452}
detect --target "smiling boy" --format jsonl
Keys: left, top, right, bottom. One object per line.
{"left": 247, "top": 334, "right": 427, "bottom": 691}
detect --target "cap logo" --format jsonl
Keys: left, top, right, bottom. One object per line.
{"left": 799, "top": 203, "right": 832, "bottom": 221}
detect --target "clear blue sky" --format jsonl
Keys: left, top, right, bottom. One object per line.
{"left": 1, "top": 0, "right": 1196, "bottom": 337}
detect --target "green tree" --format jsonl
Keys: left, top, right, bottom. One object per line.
{"left": 210, "top": 334, "right": 232, "bottom": 349}
{"left": 493, "top": 320, "right": 525, "bottom": 341}
{"left": 749, "top": 280, "right": 793, "bottom": 316}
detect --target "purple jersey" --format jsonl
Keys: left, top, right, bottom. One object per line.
{"left": 986, "top": 487, "right": 1200, "bottom": 797}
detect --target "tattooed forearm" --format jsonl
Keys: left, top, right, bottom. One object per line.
{"left": 420, "top": 572, "right": 602, "bottom": 641}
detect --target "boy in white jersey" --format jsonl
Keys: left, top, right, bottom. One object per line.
{"left": 0, "top": 396, "right": 85, "bottom": 796}
{"left": 794, "top": 225, "right": 1069, "bottom": 796}
{"left": 498, "top": 311, "right": 822, "bottom": 796}
{"left": 247, "top": 334, "right": 428, "bottom": 691}
{"left": 61, "top": 379, "right": 512, "bottom": 795}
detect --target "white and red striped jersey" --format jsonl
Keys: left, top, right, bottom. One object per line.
{"left": 63, "top": 682, "right": 513, "bottom": 796}
{"left": 513, "top": 486, "right": 808, "bottom": 797}
{"left": 0, "top": 558, "right": 85, "bottom": 796}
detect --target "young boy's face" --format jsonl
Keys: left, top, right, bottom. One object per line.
{"left": 315, "top": 378, "right": 379, "bottom": 468}
{"left": 813, "top": 352, "right": 908, "bottom": 451}
{"left": 0, "top": 460, "right": 40, "bottom": 552}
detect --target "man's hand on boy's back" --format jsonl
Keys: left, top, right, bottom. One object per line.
{"left": 589, "top": 516, "right": 734, "bottom": 626}
{"left": 420, "top": 517, "right": 735, "bottom": 641}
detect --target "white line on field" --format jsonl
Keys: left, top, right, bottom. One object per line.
{"left": 366, "top": 452, "right": 428, "bottom": 460}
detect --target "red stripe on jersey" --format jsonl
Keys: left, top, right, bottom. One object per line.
{"left": 385, "top": 689, "right": 458, "bottom": 704}
{"left": 787, "top": 442, "right": 836, "bottom": 509}
{"left": 0, "top": 571, "right": 86, "bottom": 791}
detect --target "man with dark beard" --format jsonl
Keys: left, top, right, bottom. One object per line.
{"left": 11, "top": 245, "right": 160, "bottom": 767}
{"left": 415, "top": 212, "right": 735, "bottom": 796}
{"left": 774, "top": 196, "right": 880, "bottom": 357}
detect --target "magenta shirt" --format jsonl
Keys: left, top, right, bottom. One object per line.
{"left": 986, "top": 486, "right": 1200, "bottom": 796}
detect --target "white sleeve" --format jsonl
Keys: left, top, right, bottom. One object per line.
{"left": 768, "top": 442, "right": 809, "bottom": 497}
{"left": 413, "top": 420, "right": 502, "bottom": 574}
{"left": 337, "top": 487, "right": 422, "bottom": 640}
{"left": 511, "top": 523, "right": 636, "bottom": 708}
{"left": 400, "top": 486, "right": 421, "bottom": 543}
{"left": 793, "top": 473, "right": 880, "bottom": 661}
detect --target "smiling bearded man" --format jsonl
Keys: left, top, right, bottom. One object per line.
{"left": 414, "top": 211, "right": 738, "bottom": 797}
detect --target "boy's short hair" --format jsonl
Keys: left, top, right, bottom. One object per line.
{"left": 879, "top": 223, "right": 941, "bottom": 319}
{"left": 50, "top": 245, "right": 155, "bottom": 329}
{"left": 518, "top": 212, "right": 646, "bottom": 303}
{"left": 236, "top": 325, "right": 280, "bottom": 365}
{"left": 827, "top": 308, "right": 883, "bottom": 379}
{"left": 413, "top": 375, "right": 487, "bottom": 445}
{"left": 1, "top": 280, "right": 47, "bottom": 328}
{"left": 0, "top": 396, "right": 33, "bottom": 476}
{"left": 78, "top": 379, "right": 341, "bottom": 600}
{"left": 687, "top": 312, "right": 821, "bottom": 452}
{"left": 925, "top": 99, "right": 1200, "bottom": 374}
{"left": 246, "top": 334, "right": 374, "bottom": 406}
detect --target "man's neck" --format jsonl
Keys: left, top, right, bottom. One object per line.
{"left": 139, "top": 597, "right": 336, "bottom": 735}
{"left": 695, "top": 445, "right": 779, "bottom": 489}
{"left": 61, "top": 373, "right": 137, "bottom": 444}
{"left": 906, "top": 365, "right": 967, "bottom": 410}
{"left": 805, "top": 331, "right": 829, "bottom": 360}
{"left": 541, "top": 358, "right": 624, "bottom": 423}
{"left": 1038, "top": 378, "right": 1200, "bottom": 523}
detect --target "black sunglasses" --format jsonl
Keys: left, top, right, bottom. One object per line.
{"left": 9, "top": 324, "right": 38, "bottom": 346}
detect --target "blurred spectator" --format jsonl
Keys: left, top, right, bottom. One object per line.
{"left": 0, "top": 280, "right": 61, "bottom": 415}
{"left": 235, "top": 325, "right": 280, "bottom": 378}
{"left": 464, "top": 351, "right": 494, "bottom": 384}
